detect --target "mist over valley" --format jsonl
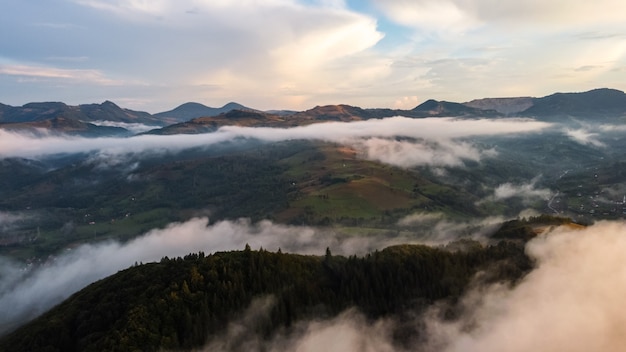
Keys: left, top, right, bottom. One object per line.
{"left": 1, "top": 88, "right": 626, "bottom": 350}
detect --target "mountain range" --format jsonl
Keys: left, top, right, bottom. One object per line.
{"left": 1, "top": 88, "right": 625, "bottom": 136}
{"left": 1, "top": 88, "right": 626, "bottom": 350}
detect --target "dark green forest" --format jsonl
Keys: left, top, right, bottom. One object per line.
{"left": 0, "top": 218, "right": 538, "bottom": 352}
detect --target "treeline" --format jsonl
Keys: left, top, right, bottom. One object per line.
{"left": 0, "top": 239, "right": 532, "bottom": 351}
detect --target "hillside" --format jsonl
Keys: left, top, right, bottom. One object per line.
{"left": 153, "top": 102, "right": 254, "bottom": 123}
{"left": 0, "top": 140, "right": 488, "bottom": 261}
{"left": 520, "top": 88, "right": 626, "bottom": 120}
{"left": 412, "top": 99, "right": 501, "bottom": 117}
{"left": 464, "top": 97, "right": 534, "bottom": 115}
{"left": 0, "top": 101, "right": 164, "bottom": 136}
{"left": 147, "top": 110, "right": 288, "bottom": 135}
{"left": 0, "top": 116, "right": 130, "bottom": 137}
{"left": 0, "top": 233, "right": 534, "bottom": 351}
{"left": 4, "top": 88, "right": 626, "bottom": 137}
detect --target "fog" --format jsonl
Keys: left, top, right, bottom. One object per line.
{"left": 396, "top": 212, "right": 505, "bottom": 243}
{"left": 491, "top": 178, "right": 552, "bottom": 204}
{"left": 203, "top": 300, "right": 395, "bottom": 352}
{"left": 3, "top": 216, "right": 626, "bottom": 351}
{"left": 0, "top": 216, "right": 485, "bottom": 335}
{"left": 353, "top": 138, "right": 496, "bottom": 168}
{"left": 0, "top": 211, "right": 30, "bottom": 232}
{"left": 90, "top": 120, "right": 158, "bottom": 134}
{"left": 197, "top": 221, "right": 626, "bottom": 352}
{"left": 0, "top": 117, "right": 551, "bottom": 168}
{"left": 564, "top": 128, "right": 606, "bottom": 148}
{"left": 427, "top": 220, "right": 626, "bottom": 352}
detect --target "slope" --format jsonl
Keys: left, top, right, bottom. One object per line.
{"left": 0, "top": 236, "right": 533, "bottom": 351}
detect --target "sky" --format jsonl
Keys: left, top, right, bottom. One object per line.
{"left": 1, "top": 0, "right": 626, "bottom": 112}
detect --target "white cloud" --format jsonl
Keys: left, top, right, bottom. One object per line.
{"left": 478, "top": 178, "right": 552, "bottom": 205}
{"left": 0, "top": 211, "right": 31, "bottom": 232}
{"left": 89, "top": 120, "right": 156, "bottom": 134}
{"left": 564, "top": 128, "right": 606, "bottom": 148}
{"left": 0, "top": 117, "right": 550, "bottom": 168}
{"left": 196, "top": 220, "right": 626, "bottom": 352}
{"left": 397, "top": 213, "right": 504, "bottom": 243}
{"left": 2, "top": 0, "right": 626, "bottom": 111}
{"left": 375, "top": 0, "right": 479, "bottom": 33}
{"left": 0, "top": 64, "right": 120, "bottom": 85}
{"left": 425, "top": 220, "right": 626, "bottom": 352}
{"left": 493, "top": 182, "right": 551, "bottom": 201}
{"left": 63, "top": 0, "right": 385, "bottom": 110}
{"left": 354, "top": 138, "right": 485, "bottom": 167}
{"left": 0, "top": 216, "right": 445, "bottom": 334}
{"left": 375, "top": 0, "right": 626, "bottom": 32}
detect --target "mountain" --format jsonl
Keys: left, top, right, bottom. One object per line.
{"left": 290, "top": 104, "right": 372, "bottom": 122}
{"left": 0, "top": 102, "right": 82, "bottom": 123}
{"left": 520, "top": 88, "right": 626, "bottom": 119}
{"left": 464, "top": 97, "right": 534, "bottom": 115}
{"left": 146, "top": 109, "right": 286, "bottom": 134}
{"left": 0, "top": 116, "right": 130, "bottom": 137}
{"left": 0, "top": 101, "right": 164, "bottom": 136}
{"left": 0, "top": 229, "right": 535, "bottom": 351}
{"left": 6, "top": 87, "right": 624, "bottom": 137}
{"left": 77, "top": 100, "right": 163, "bottom": 125}
{"left": 153, "top": 102, "right": 255, "bottom": 123}
{"left": 412, "top": 99, "right": 502, "bottom": 117}
{"left": 463, "top": 88, "right": 626, "bottom": 119}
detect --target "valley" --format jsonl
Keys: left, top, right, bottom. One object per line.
{"left": 1, "top": 88, "right": 625, "bottom": 350}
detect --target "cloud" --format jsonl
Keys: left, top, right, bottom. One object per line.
{"left": 0, "top": 217, "right": 443, "bottom": 335}
{"left": 0, "top": 212, "right": 516, "bottom": 335}
{"left": 397, "top": 212, "right": 445, "bottom": 226}
{"left": 3, "top": 0, "right": 626, "bottom": 112}
{"left": 397, "top": 213, "right": 505, "bottom": 243}
{"left": 0, "top": 64, "right": 120, "bottom": 85}
{"left": 374, "top": 0, "right": 626, "bottom": 32}
{"left": 89, "top": 120, "right": 157, "bottom": 134}
{"left": 65, "top": 0, "right": 384, "bottom": 110}
{"left": 5, "top": 214, "right": 624, "bottom": 351}
{"left": 423, "top": 220, "right": 626, "bottom": 352}
{"left": 477, "top": 178, "right": 552, "bottom": 206}
{"left": 196, "top": 220, "right": 626, "bottom": 352}
{"left": 204, "top": 305, "right": 395, "bottom": 352}
{"left": 354, "top": 138, "right": 489, "bottom": 168}
{"left": 564, "top": 128, "right": 606, "bottom": 147}
{"left": 0, "top": 211, "right": 31, "bottom": 232}
{"left": 493, "top": 181, "right": 551, "bottom": 202}
{"left": 0, "top": 117, "right": 551, "bottom": 168}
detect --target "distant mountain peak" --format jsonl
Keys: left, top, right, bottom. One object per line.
{"left": 154, "top": 102, "right": 255, "bottom": 122}
{"left": 412, "top": 99, "right": 500, "bottom": 117}
{"left": 521, "top": 87, "right": 626, "bottom": 119}
{"left": 222, "top": 102, "right": 247, "bottom": 109}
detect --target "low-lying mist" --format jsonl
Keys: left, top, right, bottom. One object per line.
{"left": 197, "top": 220, "right": 626, "bottom": 352}
{"left": 2, "top": 216, "right": 625, "bottom": 351}
{"left": 0, "top": 117, "right": 552, "bottom": 168}
{"left": 0, "top": 216, "right": 496, "bottom": 335}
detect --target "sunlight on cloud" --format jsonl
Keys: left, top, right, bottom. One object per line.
{"left": 271, "top": 13, "right": 383, "bottom": 74}
{"left": 199, "top": 220, "right": 626, "bottom": 352}
{"left": 426, "top": 221, "right": 626, "bottom": 352}
{"left": 0, "top": 64, "right": 119, "bottom": 85}
{"left": 375, "top": 0, "right": 478, "bottom": 33}
{"left": 375, "top": 0, "right": 626, "bottom": 30}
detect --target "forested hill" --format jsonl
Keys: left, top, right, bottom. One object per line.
{"left": 0, "top": 233, "right": 536, "bottom": 351}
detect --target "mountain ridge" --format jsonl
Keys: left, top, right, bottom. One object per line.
{"left": 153, "top": 101, "right": 255, "bottom": 123}
{"left": 2, "top": 88, "right": 626, "bottom": 136}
